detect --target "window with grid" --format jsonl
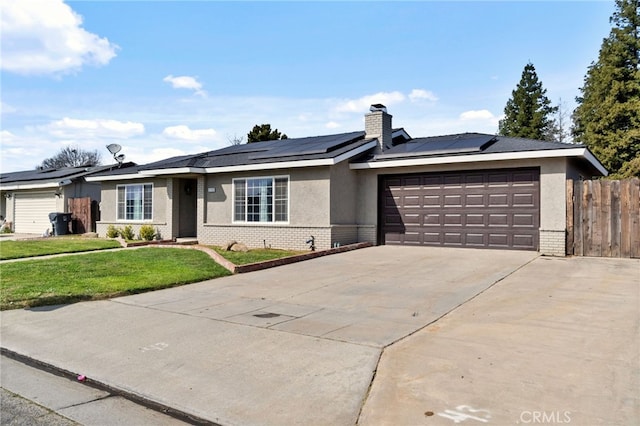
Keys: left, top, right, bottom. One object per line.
{"left": 117, "top": 184, "right": 153, "bottom": 221}
{"left": 234, "top": 177, "right": 288, "bottom": 223}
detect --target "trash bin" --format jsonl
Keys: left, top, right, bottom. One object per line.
{"left": 48, "top": 212, "right": 72, "bottom": 236}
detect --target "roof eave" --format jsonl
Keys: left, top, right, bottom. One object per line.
{"left": 350, "top": 147, "right": 609, "bottom": 176}
{"left": 139, "top": 167, "right": 206, "bottom": 176}
{"left": 86, "top": 173, "right": 149, "bottom": 182}
{"left": 0, "top": 181, "right": 62, "bottom": 191}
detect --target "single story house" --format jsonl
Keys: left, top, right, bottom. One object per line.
{"left": 87, "top": 105, "right": 606, "bottom": 255}
{"left": 0, "top": 164, "right": 132, "bottom": 234}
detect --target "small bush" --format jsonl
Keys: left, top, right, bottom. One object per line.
{"left": 106, "top": 224, "right": 119, "bottom": 238}
{"left": 119, "top": 225, "right": 135, "bottom": 240}
{"left": 139, "top": 224, "right": 156, "bottom": 241}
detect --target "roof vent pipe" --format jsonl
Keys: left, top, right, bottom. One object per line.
{"left": 365, "top": 104, "right": 392, "bottom": 154}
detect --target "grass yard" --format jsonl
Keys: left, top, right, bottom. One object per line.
{"left": 0, "top": 247, "right": 231, "bottom": 310}
{"left": 211, "top": 246, "right": 306, "bottom": 265}
{"left": 0, "top": 237, "right": 122, "bottom": 260}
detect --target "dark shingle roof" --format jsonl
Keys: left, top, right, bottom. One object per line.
{"left": 0, "top": 164, "right": 132, "bottom": 186}
{"left": 357, "top": 133, "right": 584, "bottom": 163}
{"left": 139, "top": 131, "right": 368, "bottom": 171}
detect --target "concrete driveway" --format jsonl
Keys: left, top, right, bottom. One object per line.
{"left": 1, "top": 246, "right": 638, "bottom": 425}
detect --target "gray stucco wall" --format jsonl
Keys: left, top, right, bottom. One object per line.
{"left": 95, "top": 177, "right": 173, "bottom": 239}
{"left": 203, "top": 167, "right": 330, "bottom": 226}
{"left": 198, "top": 167, "right": 335, "bottom": 250}
{"left": 354, "top": 158, "right": 572, "bottom": 256}
{"left": 63, "top": 181, "right": 102, "bottom": 201}
{"left": 330, "top": 160, "right": 359, "bottom": 224}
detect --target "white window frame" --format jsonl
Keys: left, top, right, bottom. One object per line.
{"left": 232, "top": 175, "right": 289, "bottom": 224}
{"left": 116, "top": 183, "right": 153, "bottom": 221}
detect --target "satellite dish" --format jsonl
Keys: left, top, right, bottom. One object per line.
{"left": 106, "top": 144, "right": 122, "bottom": 155}
{"left": 115, "top": 154, "right": 125, "bottom": 164}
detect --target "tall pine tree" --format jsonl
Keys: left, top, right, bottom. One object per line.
{"left": 247, "top": 124, "right": 288, "bottom": 143}
{"left": 498, "top": 62, "right": 557, "bottom": 141}
{"left": 572, "top": 0, "right": 640, "bottom": 177}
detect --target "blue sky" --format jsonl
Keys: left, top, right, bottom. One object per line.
{"left": 1, "top": 1, "right": 614, "bottom": 172}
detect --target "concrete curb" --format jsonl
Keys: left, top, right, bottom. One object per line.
{"left": 0, "top": 347, "right": 219, "bottom": 426}
{"left": 234, "top": 242, "right": 373, "bottom": 273}
{"left": 143, "top": 242, "right": 373, "bottom": 274}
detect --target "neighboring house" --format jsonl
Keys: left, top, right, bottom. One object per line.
{"left": 0, "top": 164, "right": 133, "bottom": 234}
{"left": 87, "top": 105, "right": 606, "bottom": 256}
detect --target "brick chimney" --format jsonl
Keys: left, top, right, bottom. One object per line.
{"left": 365, "top": 104, "right": 392, "bottom": 154}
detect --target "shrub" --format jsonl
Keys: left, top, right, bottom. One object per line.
{"left": 106, "top": 224, "right": 119, "bottom": 238}
{"left": 139, "top": 224, "right": 156, "bottom": 241}
{"left": 119, "top": 225, "right": 135, "bottom": 240}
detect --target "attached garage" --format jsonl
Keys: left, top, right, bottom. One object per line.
{"left": 380, "top": 168, "right": 540, "bottom": 250}
{"left": 13, "top": 192, "right": 58, "bottom": 234}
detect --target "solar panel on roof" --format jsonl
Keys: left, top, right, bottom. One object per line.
{"left": 212, "top": 144, "right": 271, "bottom": 156}
{"left": 377, "top": 134, "right": 496, "bottom": 159}
{"left": 248, "top": 133, "right": 362, "bottom": 160}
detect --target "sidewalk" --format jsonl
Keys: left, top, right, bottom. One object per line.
{"left": 1, "top": 355, "right": 188, "bottom": 425}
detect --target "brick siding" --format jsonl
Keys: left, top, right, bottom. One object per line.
{"left": 539, "top": 229, "right": 566, "bottom": 257}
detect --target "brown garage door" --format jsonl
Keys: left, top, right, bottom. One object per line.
{"left": 381, "top": 168, "right": 540, "bottom": 250}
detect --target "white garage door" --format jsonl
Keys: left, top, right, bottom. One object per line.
{"left": 14, "top": 192, "right": 58, "bottom": 234}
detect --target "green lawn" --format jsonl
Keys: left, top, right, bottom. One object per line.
{"left": 0, "top": 237, "right": 122, "bottom": 260}
{"left": 211, "top": 246, "right": 306, "bottom": 265}
{"left": 0, "top": 248, "right": 231, "bottom": 310}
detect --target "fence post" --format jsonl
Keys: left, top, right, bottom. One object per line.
{"left": 610, "top": 180, "right": 621, "bottom": 257}
{"left": 631, "top": 178, "right": 640, "bottom": 258}
{"left": 600, "top": 180, "right": 611, "bottom": 257}
{"left": 566, "top": 180, "right": 574, "bottom": 255}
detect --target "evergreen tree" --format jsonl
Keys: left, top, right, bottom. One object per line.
{"left": 572, "top": 0, "right": 640, "bottom": 177}
{"left": 498, "top": 62, "right": 557, "bottom": 140}
{"left": 247, "top": 124, "right": 288, "bottom": 143}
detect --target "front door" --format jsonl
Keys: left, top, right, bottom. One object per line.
{"left": 178, "top": 178, "right": 197, "bottom": 237}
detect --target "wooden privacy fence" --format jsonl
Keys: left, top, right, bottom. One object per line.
{"left": 68, "top": 197, "right": 95, "bottom": 234}
{"left": 567, "top": 178, "right": 640, "bottom": 258}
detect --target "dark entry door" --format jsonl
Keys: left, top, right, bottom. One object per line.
{"left": 178, "top": 178, "right": 197, "bottom": 237}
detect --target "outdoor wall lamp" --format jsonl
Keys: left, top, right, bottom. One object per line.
{"left": 4, "top": 193, "right": 12, "bottom": 199}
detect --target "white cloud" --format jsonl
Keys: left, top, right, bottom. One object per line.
{"left": 147, "top": 148, "right": 189, "bottom": 163}
{"left": 162, "top": 125, "right": 217, "bottom": 141}
{"left": 409, "top": 89, "right": 438, "bottom": 102}
{"left": 42, "top": 117, "right": 145, "bottom": 138}
{"left": 0, "top": 132, "right": 68, "bottom": 171}
{"left": 0, "top": 0, "right": 118, "bottom": 75}
{"left": 163, "top": 75, "right": 207, "bottom": 97}
{"left": 459, "top": 109, "right": 496, "bottom": 121}
{"left": 0, "top": 102, "right": 17, "bottom": 114}
{"left": 325, "top": 121, "right": 341, "bottom": 129}
{"left": 1, "top": 130, "right": 16, "bottom": 140}
{"left": 334, "top": 91, "right": 406, "bottom": 113}
{"left": 458, "top": 109, "right": 501, "bottom": 130}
